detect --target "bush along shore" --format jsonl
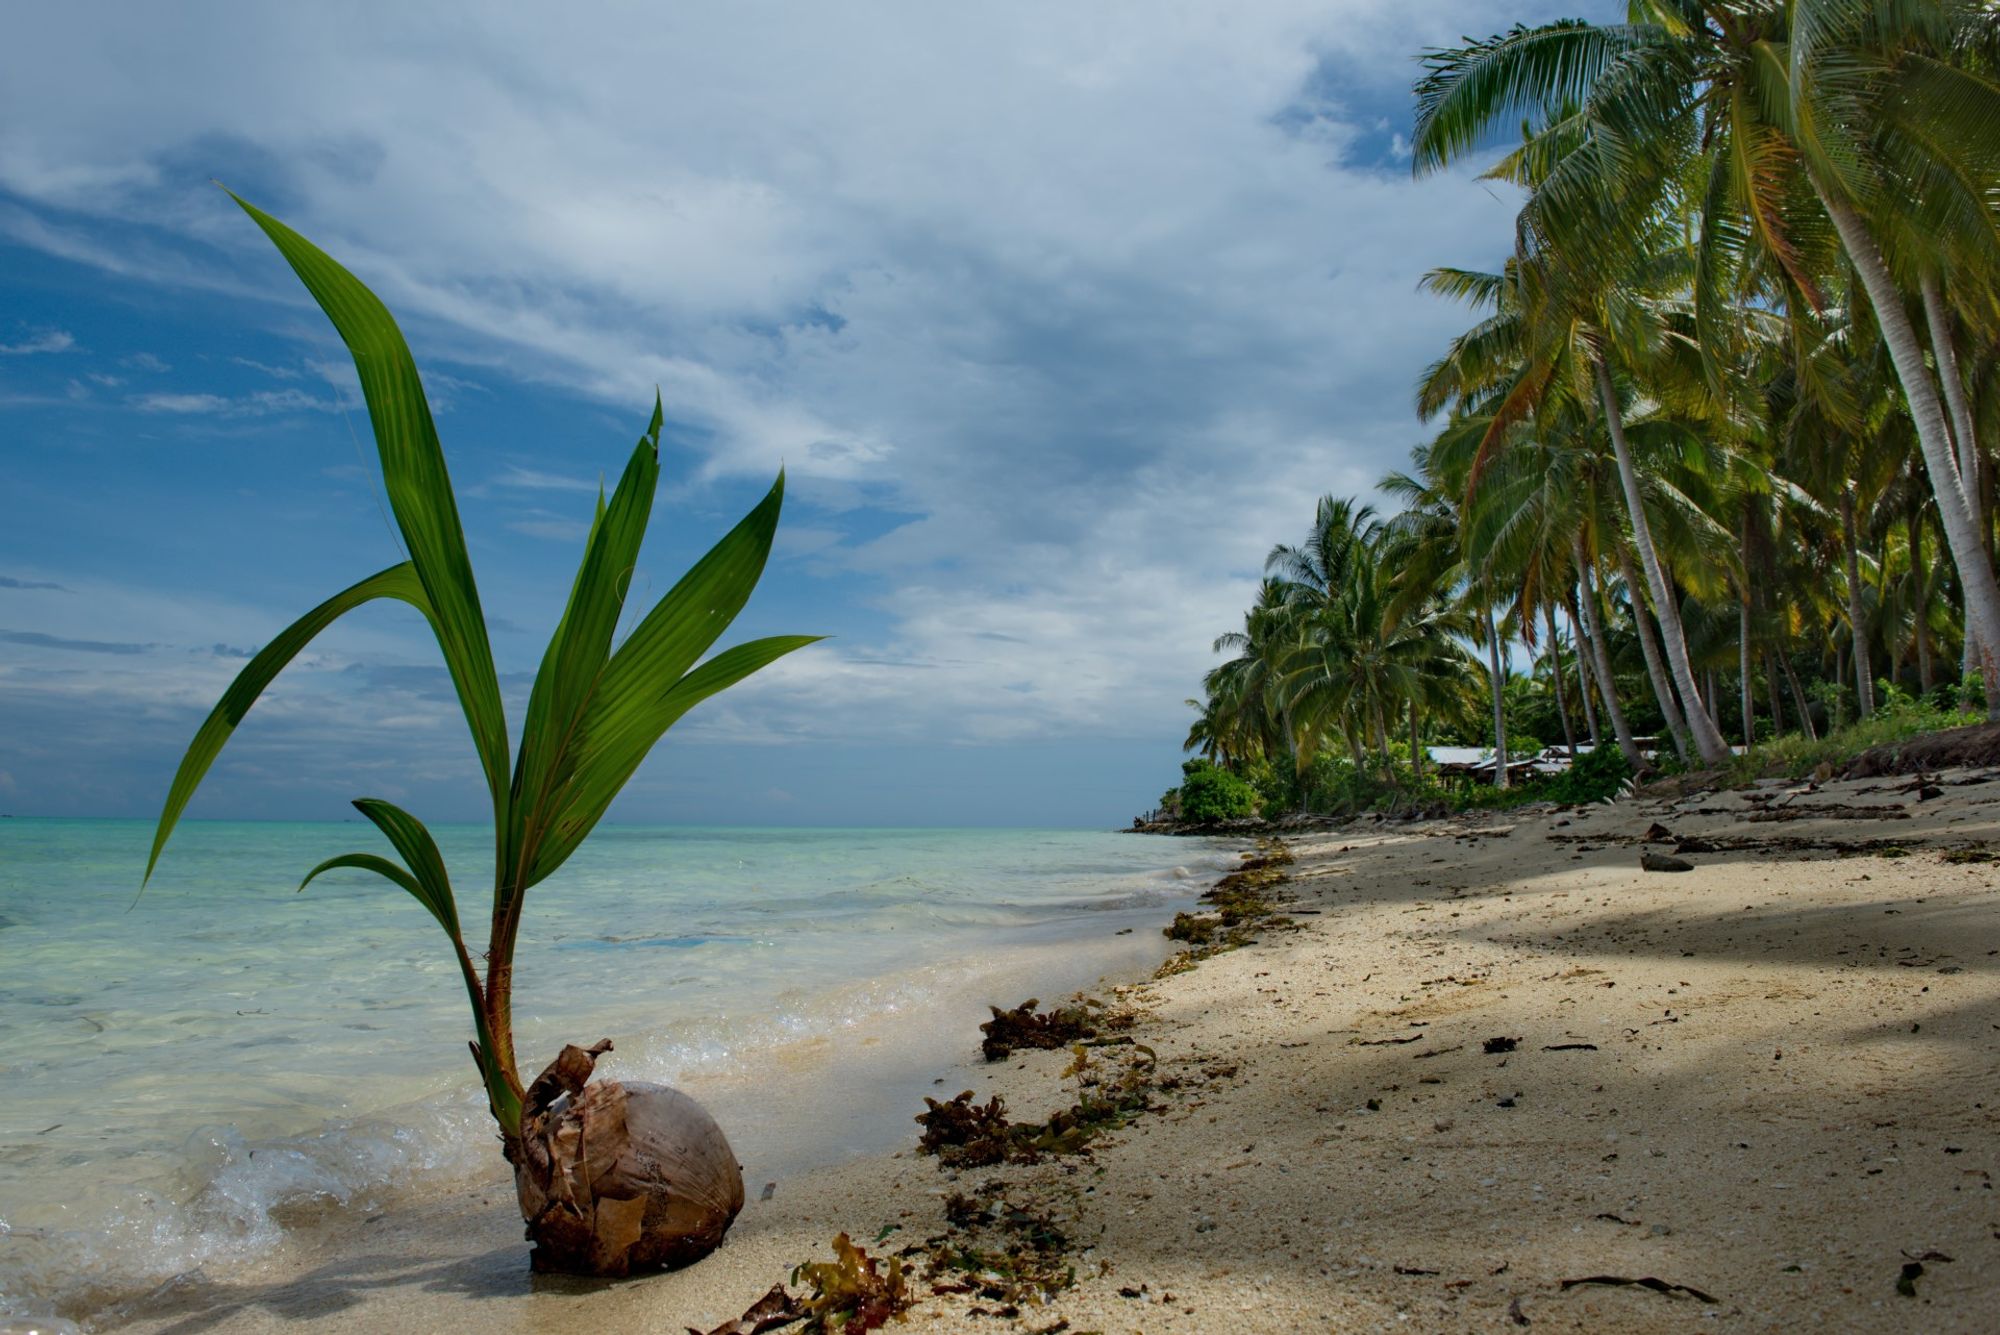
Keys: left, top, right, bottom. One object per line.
{"left": 1140, "top": 705, "right": 2000, "bottom": 835}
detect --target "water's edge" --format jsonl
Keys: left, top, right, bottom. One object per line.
{"left": 0, "top": 824, "right": 1240, "bottom": 1331}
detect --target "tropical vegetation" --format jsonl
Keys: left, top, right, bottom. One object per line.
{"left": 144, "top": 197, "right": 819, "bottom": 1274}
{"left": 1174, "top": 1, "right": 2000, "bottom": 818}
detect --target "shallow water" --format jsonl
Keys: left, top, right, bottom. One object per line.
{"left": 0, "top": 819, "right": 1230, "bottom": 1328}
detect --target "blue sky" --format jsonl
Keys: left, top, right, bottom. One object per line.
{"left": 0, "top": 2, "right": 1610, "bottom": 827}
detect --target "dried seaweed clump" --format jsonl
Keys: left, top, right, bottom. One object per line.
{"left": 1158, "top": 841, "right": 1297, "bottom": 961}
{"left": 916, "top": 1046, "right": 1159, "bottom": 1167}
{"left": 921, "top": 1183, "right": 1078, "bottom": 1316}
{"left": 916, "top": 1091, "right": 1017, "bottom": 1168}
{"left": 792, "top": 1233, "right": 912, "bottom": 1331}
{"left": 980, "top": 996, "right": 1101, "bottom": 1061}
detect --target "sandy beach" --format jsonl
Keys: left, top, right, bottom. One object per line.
{"left": 109, "top": 766, "right": 2000, "bottom": 1334}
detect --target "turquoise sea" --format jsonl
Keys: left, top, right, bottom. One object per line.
{"left": 0, "top": 819, "right": 1232, "bottom": 1329}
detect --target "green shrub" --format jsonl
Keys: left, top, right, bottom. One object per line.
{"left": 1176, "top": 762, "right": 1260, "bottom": 823}
{"left": 1539, "top": 745, "right": 1631, "bottom": 803}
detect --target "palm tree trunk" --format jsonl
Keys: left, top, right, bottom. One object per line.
{"left": 1739, "top": 596, "right": 1756, "bottom": 748}
{"left": 1816, "top": 183, "right": 2000, "bottom": 714}
{"left": 1766, "top": 650, "right": 1786, "bottom": 736}
{"left": 1565, "top": 588, "right": 1603, "bottom": 746}
{"left": 1922, "top": 272, "right": 1982, "bottom": 531}
{"left": 1781, "top": 653, "right": 1816, "bottom": 741}
{"left": 1544, "top": 602, "right": 1577, "bottom": 761}
{"left": 1594, "top": 357, "right": 1734, "bottom": 763}
{"left": 1485, "top": 603, "right": 1509, "bottom": 789}
{"left": 1409, "top": 699, "right": 1423, "bottom": 782}
{"left": 1911, "top": 498, "right": 1934, "bottom": 695}
{"left": 1922, "top": 273, "right": 1986, "bottom": 698}
{"left": 1573, "top": 535, "right": 1643, "bottom": 770}
{"left": 1614, "top": 537, "right": 1690, "bottom": 764}
{"left": 1840, "top": 489, "right": 1876, "bottom": 718}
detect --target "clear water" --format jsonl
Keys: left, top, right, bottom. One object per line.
{"left": 0, "top": 819, "right": 1230, "bottom": 1327}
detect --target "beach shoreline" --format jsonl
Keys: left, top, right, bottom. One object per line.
{"left": 105, "top": 771, "right": 2000, "bottom": 1332}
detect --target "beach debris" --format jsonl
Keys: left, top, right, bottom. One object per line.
{"left": 690, "top": 1282, "right": 806, "bottom": 1335}
{"left": 918, "top": 1188, "right": 1078, "bottom": 1310}
{"left": 1940, "top": 846, "right": 1996, "bottom": 864}
{"left": 1542, "top": 1043, "right": 1598, "bottom": 1051}
{"left": 1482, "top": 1036, "right": 1519, "bottom": 1054}
{"left": 1746, "top": 802, "right": 1909, "bottom": 822}
{"left": 917, "top": 1091, "right": 1017, "bottom": 1168}
{"left": 1356, "top": 1032, "right": 1425, "bottom": 1046}
{"left": 515, "top": 1078, "right": 745, "bottom": 1276}
{"left": 979, "top": 996, "right": 1109, "bottom": 1061}
{"left": 1897, "top": 1249, "right": 1954, "bottom": 1296}
{"left": 1507, "top": 1294, "right": 1530, "bottom": 1325}
{"left": 919, "top": 1047, "right": 1159, "bottom": 1167}
{"left": 1640, "top": 851, "right": 1694, "bottom": 873}
{"left": 1558, "top": 1275, "right": 1718, "bottom": 1304}
{"left": 788, "top": 1233, "right": 911, "bottom": 1331}
{"left": 1641, "top": 822, "right": 1673, "bottom": 842}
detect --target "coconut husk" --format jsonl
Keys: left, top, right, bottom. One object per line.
{"left": 514, "top": 1078, "right": 745, "bottom": 1275}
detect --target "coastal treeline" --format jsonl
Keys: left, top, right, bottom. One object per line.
{"left": 1177, "top": 3, "right": 2000, "bottom": 820}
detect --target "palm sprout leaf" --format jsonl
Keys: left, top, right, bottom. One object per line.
{"left": 348, "top": 797, "right": 462, "bottom": 939}
{"left": 229, "top": 194, "right": 511, "bottom": 816}
{"left": 507, "top": 403, "right": 663, "bottom": 882}
{"left": 297, "top": 851, "right": 449, "bottom": 937}
{"left": 143, "top": 562, "right": 430, "bottom": 885}
{"left": 511, "top": 473, "right": 816, "bottom": 889}
{"left": 531, "top": 634, "right": 823, "bottom": 886}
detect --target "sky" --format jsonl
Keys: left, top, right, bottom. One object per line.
{"left": 0, "top": 1, "right": 1613, "bottom": 828}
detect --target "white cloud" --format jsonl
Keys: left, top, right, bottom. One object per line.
{"left": 0, "top": 1, "right": 1597, "bottom": 764}
{"left": 0, "top": 328, "right": 73, "bottom": 355}
{"left": 131, "top": 387, "right": 347, "bottom": 416}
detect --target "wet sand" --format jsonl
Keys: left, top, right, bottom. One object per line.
{"left": 113, "top": 769, "right": 2000, "bottom": 1333}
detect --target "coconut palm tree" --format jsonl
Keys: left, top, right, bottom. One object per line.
{"left": 1411, "top": 0, "right": 2000, "bottom": 711}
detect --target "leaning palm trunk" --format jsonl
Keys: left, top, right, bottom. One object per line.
{"left": 1816, "top": 184, "right": 2000, "bottom": 714}
{"left": 1564, "top": 589, "right": 1603, "bottom": 747}
{"left": 1543, "top": 602, "right": 1577, "bottom": 761}
{"left": 1573, "top": 538, "right": 1643, "bottom": 770}
{"left": 1484, "top": 605, "right": 1509, "bottom": 789}
{"left": 1594, "top": 359, "right": 1733, "bottom": 765}
{"left": 145, "top": 199, "right": 817, "bottom": 1277}
{"left": 1780, "top": 654, "right": 1817, "bottom": 741}
{"left": 1921, "top": 273, "right": 1986, "bottom": 697}
{"left": 1922, "top": 273, "right": 1983, "bottom": 545}
{"left": 1840, "top": 490, "right": 1876, "bottom": 719}
{"left": 1614, "top": 538, "right": 1691, "bottom": 766}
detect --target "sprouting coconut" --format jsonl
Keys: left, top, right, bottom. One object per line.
{"left": 144, "top": 193, "right": 815, "bottom": 1276}
{"left": 512, "top": 1044, "right": 746, "bottom": 1274}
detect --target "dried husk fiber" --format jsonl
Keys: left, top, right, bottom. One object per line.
{"left": 514, "top": 1078, "right": 745, "bottom": 1275}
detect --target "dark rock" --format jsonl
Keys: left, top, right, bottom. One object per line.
{"left": 1641, "top": 851, "right": 1694, "bottom": 873}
